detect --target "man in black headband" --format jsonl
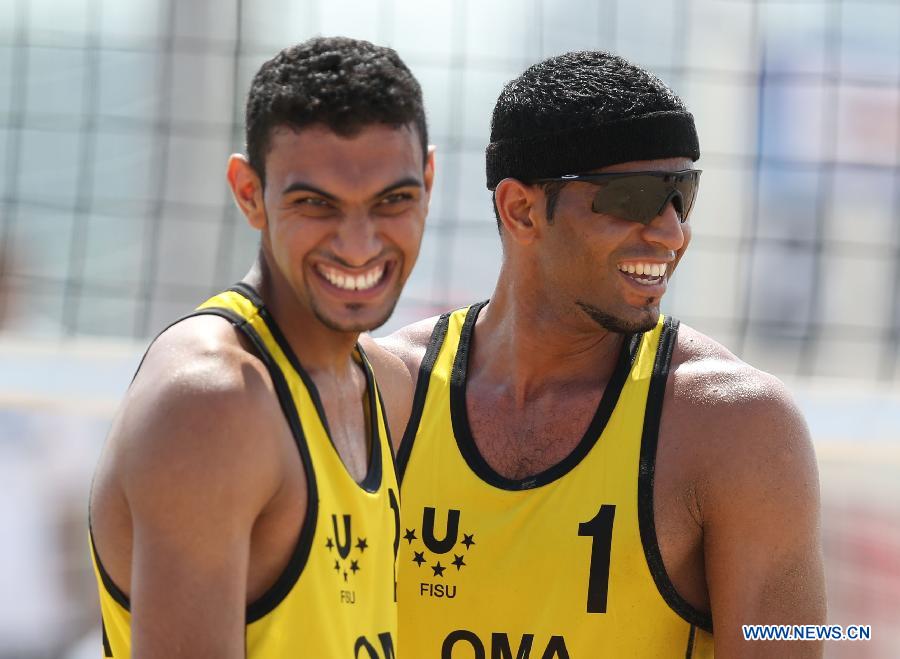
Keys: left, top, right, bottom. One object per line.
{"left": 367, "top": 51, "right": 825, "bottom": 657}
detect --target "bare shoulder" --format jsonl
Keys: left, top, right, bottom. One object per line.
{"left": 106, "top": 314, "right": 285, "bottom": 515}
{"left": 358, "top": 334, "right": 414, "bottom": 390}
{"left": 373, "top": 315, "right": 444, "bottom": 381}
{"left": 669, "top": 323, "right": 810, "bottom": 450}
{"left": 668, "top": 330, "right": 824, "bottom": 646}
{"left": 360, "top": 315, "right": 442, "bottom": 450}
{"left": 666, "top": 322, "right": 817, "bottom": 518}
{"left": 91, "top": 315, "right": 295, "bottom": 651}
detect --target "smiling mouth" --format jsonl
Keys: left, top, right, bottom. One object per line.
{"left": 315, "top": 262, "right": 388, "bottom": 291}
{"left": 617, "top": 261, "right": 668, "bottom": 286}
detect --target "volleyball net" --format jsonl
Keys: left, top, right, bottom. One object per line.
{"left": 0, "top": 0, "right": 898, "bottom": 656}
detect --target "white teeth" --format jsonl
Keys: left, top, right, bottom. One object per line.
{"left": 317, "top": 264, "right": 385, "bottom": 291}
{"left": 618, "top": 262, "right": 668, "bottom": 281}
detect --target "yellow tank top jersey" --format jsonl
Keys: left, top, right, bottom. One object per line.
{"left": 90, "top": 283, "right": 400, "bottom": 658}
{"left": 397, "top": 303, "right": 714, "bottom": 658}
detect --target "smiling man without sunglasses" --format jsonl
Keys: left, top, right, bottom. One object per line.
{"left": 368, "top": 50, "right": 825, "bottom": 658}
{"left": 89, "top": 37, "right": 432, "bottom": 658}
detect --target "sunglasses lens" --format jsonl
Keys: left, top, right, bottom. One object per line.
{"left": 591, "top": 176, "right": 669, "bottom": 224}
{"left": 675, "top": 172, "right": 700, "bottom": 218}
{"left": 590, "top": 172, "right": 700, "bottom": 224}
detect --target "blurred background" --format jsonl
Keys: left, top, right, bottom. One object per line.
{"left": 0, "top": 0, "right": 898, "bottom": 656}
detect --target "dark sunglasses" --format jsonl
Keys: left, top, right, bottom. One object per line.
{"left": 534, "top": 169, "right": 702, "bottom": 224}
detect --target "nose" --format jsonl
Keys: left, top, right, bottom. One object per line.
{"left": 332, "top": 212, "right": 383, "bottom": 267}
{"left": 642, "top": 197, "right": 686, "bottom": 251}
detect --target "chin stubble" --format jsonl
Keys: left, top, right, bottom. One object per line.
{"left": 576, "top": 301, "right": 659, "bottom": 334}
{"left": 306, "top": 257, "right": 405, "bottom": 333}
{"left": 310, "top": 287, "right": 402, "bottom": 333}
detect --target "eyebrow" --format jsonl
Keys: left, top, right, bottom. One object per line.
{"left": 280, "top": 177, "right": 423, "bottom": 201}
{"left": 281, "top": 181, "right": 338, "bottom": 200}
{"left": 374, "top": 177, "right": 423, "bottom": 197}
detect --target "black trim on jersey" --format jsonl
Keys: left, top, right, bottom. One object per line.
{"left": 229, "top": 283, "right": 383, "bottom": 493}
{"left": 88, "top": 307, "right": 220, "bottom": 614}
{"left": 637, "top": 316, "right": 714, "bottom": 633}
{"left": 685, "top": 624, "right": 696, "bottom": 659}
{"left": 101, "top": 618, "right": 113, "bottom": 657}
{"left": 192, "top": 306, "right": 319, "bottom": 623}
{"left": 395, "top": 311, "right": 452, "bottom": 484}
{"left": 89, "top": 525, "right": 130, "bottom": 611}
{"left": 376, "top": 385, "right": 397, "bottom": 464}
{"left": 359, "top": 341, "right": 399, "bottom": 480}
{"left": 126, "top": 308, "right": 214, "bottom": 386}
{"left": 356, "top": 346, "right": 385, "bottom": 492}
{"left": 88, "top": 304, "right": 320, "bottom": 624}
{"left": 450, "top": 302, "right": 638, "bottom": 491}
{"left": 89, "top": 314, "right": 205, "bottom": 614}
{"left": 229, "top": 282, "right": 336, "bottom": 441}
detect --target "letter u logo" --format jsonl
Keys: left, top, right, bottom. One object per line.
{"left": 332, "top": 514, "right": 352, "bottom": 559}
{"left": 422, "top": 507, "right": 460, "bottom": 554}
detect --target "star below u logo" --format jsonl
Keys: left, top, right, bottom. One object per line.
{"left": 404, "top": 507, "right": 475, "bottom": 578}
{"left": 325, "top": 513, "right": 368, "bottom": 582}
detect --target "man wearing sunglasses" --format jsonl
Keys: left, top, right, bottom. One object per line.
{"left": 369, "top": 51, "right": 825, "bottom": 657}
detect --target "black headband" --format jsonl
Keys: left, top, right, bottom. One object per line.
{"left": 485, "top": 111, "right": 700, "bottom": 190}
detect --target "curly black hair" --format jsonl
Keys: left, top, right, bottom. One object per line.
{"left": 245, "top": 36, "right": 428, "bottom": 185}
{"left": 489, "top": 51, "right": 688, "bottom": 144}
{"left": 488, "top": 51, "right": 697, "bottom": 229}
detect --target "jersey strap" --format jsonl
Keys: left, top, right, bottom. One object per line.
{"left": 397, "top": 305, "right": 714, "bottom": 658}
{"left": 90, "top": 283, "right": 399, "bottom": 658}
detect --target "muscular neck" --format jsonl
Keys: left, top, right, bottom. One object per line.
{"left": 473, "top": 264, "right": 624, "bottom": 407}
{"left": 243, "top": 254, "right": 361, "bottom": 378}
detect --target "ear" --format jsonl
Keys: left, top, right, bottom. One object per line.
{"left": 227, "top": 154, "right": 266, "bottom": 230}
{"left": 494, "top": 178, "right": 540, "bottom": 245}
{"left": 423, "top": 145, "right": 436, "bottom": 195}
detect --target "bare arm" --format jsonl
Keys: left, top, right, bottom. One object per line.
{"left": 697, "top": 371, "right": 825, "bottom": 657}
{"left": 109, "top": 327, "right": 284, "bottom": 658}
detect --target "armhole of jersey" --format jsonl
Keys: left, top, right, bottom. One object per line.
{"left": 88, "top": 308, "right": 229, "bottom": 614}
{"left": 194, "top": 307, "right": 320, "bottom": 624}
{"left": 88, "top": 298, "right": 320, "bottom": 623}
{"left": 395, "top": 312, "right": 452, "bottom": 484}
{"left": 637, "top": 316, "right": 714, "bottom": 634}
{"left": 141, "top": 305, "right": 321, "bottom": 623}
{"left": 89, "top": 524, "right": 130, "bottom": 611}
